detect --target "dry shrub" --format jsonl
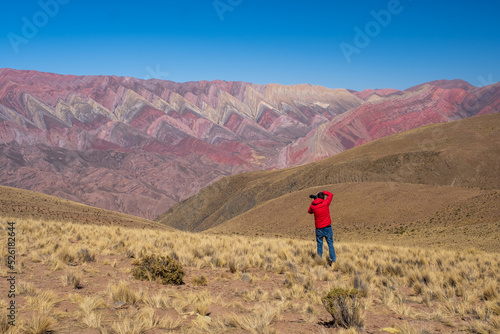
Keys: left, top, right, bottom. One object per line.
{"left": 489, "top": 315, "right": 500, "bottom": 331}
{"left": 22, "top": 314, "right": 55, "bottom": 334}
{"left": 62, "top": 273, "right": 82, "bottom": 289}
{"left": 413, "top": 283, "right": 423, "bottom": 296}
{"left": 353, "top": 275, "right": 369, "bottom": 297}
{"left": 18, "top": 282, "right": 37, "bottom": 296}
{"left": 109, "top": 281, "right": 140, "bottom": 305}
{"left": 228, "top": 259, "right": 237, "bottom": 273}
{"left": 159, "top": 315, "right": 182, "bottom": 331}
{"left": 192, "top": 275, "right": 208, "bottom": 286}
{"left": 482, "top": 281, "right": 499, "bottom": 301}
{"left": 194, "top": 300, "right": 211, "bottom": 316}
{"left": 111, "top": 314, "right": 151, "bottom": 334}
{"left": 78, "top": 296, "right": 107, "bottom": 329}
{"left": 82, "top": 310, "right": 102, "bottom": 329}
{"left": 322, "top": 287, "right": 363, "bottom": 329}
{"left": 188, "top": 314, "right": 231, "bottom": 334}
{"left": 283, "top": 272, "right": 300, "bottom": 289}
{"left": 24, "top": 290, "right": 60, "bottom": 315}
{"left": 303, "top": 277, "right": 316, "bottom": 293}
{"left": 0, "top": 310, "right": 11, "bottom": 334}
{"left": 227, "top": 302, "right": 283, "bottom": 333}
{"left": 242, "top": 287, "right": 269, "bottom": 303}
{"left": 132, "top": 255, "right": 184, "bottom": 285}
{"left": 77, "top": 248, "right": 95, "bottom": 263}
{"left": 57, "top": 247, "right": 75, "bottom": 264}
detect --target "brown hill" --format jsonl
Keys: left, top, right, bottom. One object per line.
{"left": 156, "top": 113, "right": 500, "bottom": 249}
{"left": 0, "top": 185, "right": 169, "bottom": 230}
{"left": 206, "top": 183, "right": 500, "bottom": 252}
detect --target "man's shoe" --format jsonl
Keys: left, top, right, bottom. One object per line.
{"left": 331, "top": 262, "right": 339, "bottom": 271}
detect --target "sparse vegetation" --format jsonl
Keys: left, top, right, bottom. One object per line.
{"left": 0, "top": 185, "right": 167, "bottom": 230}
{"left": 0, "top": 216, "right": 499, "bottom": 333}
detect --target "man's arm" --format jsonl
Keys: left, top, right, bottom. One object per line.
{"left": 323, "top": 190, "right": 333, "bottom": 205}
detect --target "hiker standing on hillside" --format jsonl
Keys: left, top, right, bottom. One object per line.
{"left": 308, "top": 190, "right": 336, "bottom": 265}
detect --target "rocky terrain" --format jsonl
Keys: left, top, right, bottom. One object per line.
{"left": 1, "top": 69, "right": 499, "bottom": 218}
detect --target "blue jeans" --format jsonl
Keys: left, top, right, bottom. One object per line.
{"left": 316, "top": 225, "right": 336, "bottom": 262}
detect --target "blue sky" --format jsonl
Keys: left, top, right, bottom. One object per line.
{"left": 1, "top": 0, "right": 499, "bottom": 91}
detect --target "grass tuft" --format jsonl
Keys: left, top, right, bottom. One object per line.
{"left": 62, "top": 272, "right": 82, "bottom": 289}
{"left": 108, "top": 281, "right": 141, "bottom": 305}
{"left": 322, "top": 287, "right": 364, "bottom": 329}
{"left": 77, "top": 248, "right": 96, "bottom": 263}
{"left": 22, "top": 315, "right": 55, "bottom": 334}
{"left": 192, "top": 275, "right": 208, "bottom": 286}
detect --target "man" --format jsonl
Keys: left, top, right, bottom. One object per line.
{"left": 308, "top": 190, "right": 336, "bottom": 265}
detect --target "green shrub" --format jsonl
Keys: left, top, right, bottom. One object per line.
{"left": 132, "top": 255, "right": 184, "bottom": 285}
{"left": 322, "top": 287, "right": 363, "bottom": 329}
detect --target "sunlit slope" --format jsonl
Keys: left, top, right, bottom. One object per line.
{"left": 0, "top": 185, "right": 170, "bottom": 230}
{"left": 206, "top": 183, "right": 500, "bottom": 252}
{"left": 156, "top": 113, "right": 500, "bottom": 236}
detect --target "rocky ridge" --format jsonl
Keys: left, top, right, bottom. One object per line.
{"left": 0, "top": 68, "right": 498, "bottom": 219}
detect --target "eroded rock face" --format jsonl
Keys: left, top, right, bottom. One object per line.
{"left": 0, "top": 69, "right": 498, "bottom": 219}
{"left": 272, "top": 81, "right": 500, "bottom": 168}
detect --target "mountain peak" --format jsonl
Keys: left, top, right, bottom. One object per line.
{"left": 406, "top": 79, "right": 475, "bottom": 92}
{"left": 0, "top": 68, "right": 498, "bottom": 219}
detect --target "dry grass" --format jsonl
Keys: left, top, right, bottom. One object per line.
{"left": 77, "top": 295, "right": 107, "bottom": 328}
{"left": 0, "top": 216, "right": 499, "bottom": 333}
{"left": 192, "top": 274, "right": 208, "bottom": 286}
{"left": 0, "top": 185, "right": 168, "bottom": 230}
{"left": 22, "top": 314, "right": 55, "bottom": 334}
{"left": 110, "top": 307, "right": 160, "bottom": 334}
{"left": 61, "top": 272, "right": 82, "bottom": 289}
{"left": 227, "top": 302, "right": 285, "bottom": 333}
{"left": 108, "top": 281, "right": 142, "bottom": 305}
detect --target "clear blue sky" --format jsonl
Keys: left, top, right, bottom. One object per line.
{"left": 1, "top": 0, "right": 499, "bottom": 91}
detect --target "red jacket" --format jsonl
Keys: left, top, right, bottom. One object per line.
{"left": 308, "top": 191, "right": 333, "bottom": 229}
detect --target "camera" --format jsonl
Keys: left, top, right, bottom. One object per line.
{"left": 309, "top": 194, "right": 317, "bottom": 199}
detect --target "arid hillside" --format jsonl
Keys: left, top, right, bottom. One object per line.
{"left": 1, "top": 218, "right": 498, "bottom": 333}
{"left": 0, "top": 185, "right": 168, "bottom": 230}
{"left": 207, "top": 183, "right": 500, "bottom": 253}
{"left": 1, "top": 69, "right": 498, "bottom": 219}
{"left": 157, "top": 113, "right": 500, "bottom": 251}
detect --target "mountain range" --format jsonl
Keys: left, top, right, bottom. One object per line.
{"left": 1, "top": 68, "right": 499, "bottom": 219}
